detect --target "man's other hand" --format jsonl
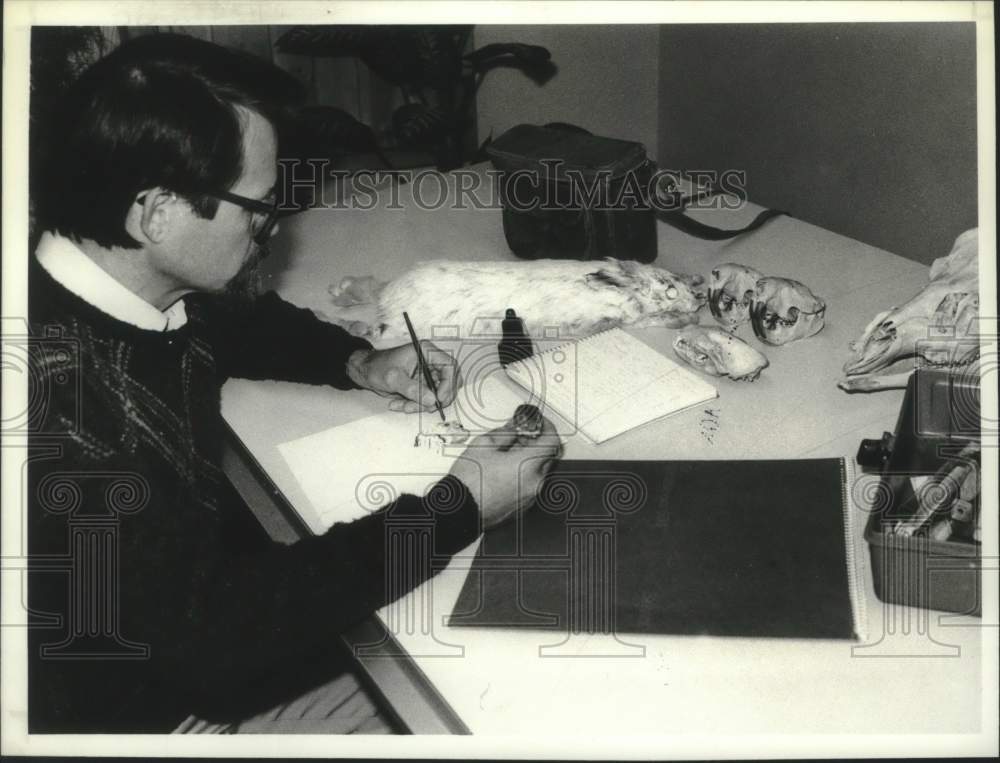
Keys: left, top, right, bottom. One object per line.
{"left": 448, "top": 406, "right": 563, "bottom": 530}
{"left": 347, "top": 343, "right": 461, "bottom": 413}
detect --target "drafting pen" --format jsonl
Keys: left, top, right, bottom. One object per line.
{"left": 402, "top": 312, "right": 447, "bottom": 423}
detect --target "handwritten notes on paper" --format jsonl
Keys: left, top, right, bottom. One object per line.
{"left": 504, "top": 328, "right": 718, "bottom": 443}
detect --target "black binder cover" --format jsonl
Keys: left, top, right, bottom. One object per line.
{"left": 449, "top": 459, "right": 860, "bottom": 639}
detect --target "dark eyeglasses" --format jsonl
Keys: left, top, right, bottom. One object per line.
{"left": 205, "top": 189, "right": 281, "bottom": 245}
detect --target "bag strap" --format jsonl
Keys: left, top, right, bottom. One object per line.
{"left": 655, "top": 179, "right": 787, "bottom": 240}
{"left": 531, "top": 127, "right": 784, "bottom": 242}
{"left": 659, "top": 206, "right": 787, "bottom": 240}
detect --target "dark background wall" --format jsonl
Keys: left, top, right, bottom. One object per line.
{"left": 658, "top": 23, "right": 978, "bottom": 265}
{"left": 476, "top": 25, "right": 660, "bottom": 161}
{"left": 32, "top": 24, "right": 978, "bottom": 266}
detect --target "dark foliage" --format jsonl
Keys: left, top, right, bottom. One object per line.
{"left": 275, "top": 25, "right": 556, "bottom": 170}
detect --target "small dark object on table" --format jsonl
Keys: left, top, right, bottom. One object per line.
{"left": 498, "top": 308, "right": 534, "bottom": 368}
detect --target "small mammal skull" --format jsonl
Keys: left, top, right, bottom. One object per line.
{"left": 672, "top": 325, "right": 769, "bottom": 381}
{"left": 708, "top": 263, "right": 763, "bottom": 331}
{"left": 750, "top": 277, "right": 826, "bottom": 345}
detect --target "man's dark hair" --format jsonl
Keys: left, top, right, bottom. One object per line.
{"left": 36, "top": 32, "right": 305, "bottom": 249}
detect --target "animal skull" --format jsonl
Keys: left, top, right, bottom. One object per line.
{"left": 750, "top": 277, "right": 827, "bottom": 345}
{"left": 672, "top": 325, "right": 769, "bottom": 381}
{"left": 707, "top": 263, "right": 763, "bottom": 331}
{"left": 840, "top": 229, "right": 980, "bottom": 391}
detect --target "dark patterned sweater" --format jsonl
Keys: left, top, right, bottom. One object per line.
{"left": 26, "top": 257, "right": 480, "bottom": 732}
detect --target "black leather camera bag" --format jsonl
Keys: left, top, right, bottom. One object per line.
{"left": 487, "top": 123, "right": 783, "bottom": 262}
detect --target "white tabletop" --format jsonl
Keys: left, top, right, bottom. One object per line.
{"left": 221, "top": 168, "right": 982, "bottom": 737}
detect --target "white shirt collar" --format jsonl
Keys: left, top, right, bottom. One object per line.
{"left": 35, "top": 232, "right": 187, "bottom": 331}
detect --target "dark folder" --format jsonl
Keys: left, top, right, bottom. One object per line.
{"left": 449, "top": 459, "right": 863, "bottom": 640}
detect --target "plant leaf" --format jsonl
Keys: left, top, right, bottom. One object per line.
{"left": 292, "top": 106, "right": 378, "bottom": 156}
{"left": 274, "top": 26, "right": 380, "bottom": 57}
{"left": 391, "top": 103, "right": 449, "bottom": 148}
{"left": 463, "top": 42, "right": 555, "bottom": 83}
{"left": 464, "top": 42, "right": 551, "bottom": 66}
{"left": 360, "top": 30, "right": 421, "bottom": 87}
{"left": 411, "top": 26, "right": 467, "bottom": 89}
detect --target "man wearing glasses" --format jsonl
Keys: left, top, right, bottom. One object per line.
{"left": 28, "top": 33, "right": 560, "bottom": 733}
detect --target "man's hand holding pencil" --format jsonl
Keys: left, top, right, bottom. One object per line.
{"left": 346, "top": 341, "right": 460, "bottom": 414}
{"left": 348, "top": 312, "right": 563, "bottom": 530}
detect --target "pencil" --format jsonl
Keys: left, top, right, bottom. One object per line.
{"left": 402, "top": 312, "right": 447, "bottom": 423}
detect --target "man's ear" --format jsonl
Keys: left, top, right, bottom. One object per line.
{"left": 124, "top": 188, "right": 177, "bottom": 245}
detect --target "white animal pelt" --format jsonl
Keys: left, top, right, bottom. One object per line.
{"left": 328, "top": 258, "right": 707, "bottom": 343}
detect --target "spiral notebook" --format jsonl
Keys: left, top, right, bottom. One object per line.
{"left": 504, "top": 327, "right": 717, "bottom": 443}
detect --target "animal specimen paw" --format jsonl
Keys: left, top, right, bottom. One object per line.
{"left": 329, "top": 275, "right": 383, "bottom": 307}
